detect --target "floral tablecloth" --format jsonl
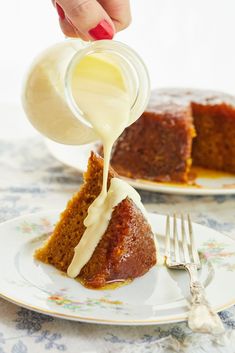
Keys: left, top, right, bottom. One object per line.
{"left": 1, "top": 137, "right": 235, "bottom": 353}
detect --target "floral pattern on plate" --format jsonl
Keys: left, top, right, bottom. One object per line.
{"left": 199, "top": 239, "right": 235, "bottom": 270}
{"left": 48, "top": 294, "right": 125, "bottom": 313}
{"left": 17, "top": 218, "right": 53, "bottom": 235}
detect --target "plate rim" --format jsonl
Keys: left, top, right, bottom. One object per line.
{"left": 1, "top": 290, "right": 234, "bottom": 326}
{"left": 0, "top": 210, "right": 235, "bottom": 326}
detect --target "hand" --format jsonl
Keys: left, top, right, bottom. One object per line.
{"left": 53, "top": 0, "right": 131, "bottom": 40}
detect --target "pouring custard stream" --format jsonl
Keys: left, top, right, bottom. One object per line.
{"left": 67, "top": 54, "right": 147, "bottom": 278}
{"left": 70, "top": 54, "right": 130, "bottom": 200}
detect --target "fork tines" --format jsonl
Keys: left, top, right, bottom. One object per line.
{"left": 165, "top": 214, "right": 201, "bottom": 268}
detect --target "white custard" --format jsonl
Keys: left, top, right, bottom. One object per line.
{"left": 67, "top": 54, "right": 150, "bottom": 278}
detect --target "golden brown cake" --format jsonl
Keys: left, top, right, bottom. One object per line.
{"left": 110, "top": 88, "right": 235, "bottom": 182}
{"left": 110, "top": 103, "right": 194, "bottom": 182}
{"left": 35, "top": 152, "right": 157, "bottom": 289}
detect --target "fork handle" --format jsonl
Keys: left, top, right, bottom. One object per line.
{"left": 186, "top": 264, "right": 224, "bottom": 335}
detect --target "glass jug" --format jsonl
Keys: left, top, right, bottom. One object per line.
{"left": 22, "top": 39, "right": 150, "bottom": 145}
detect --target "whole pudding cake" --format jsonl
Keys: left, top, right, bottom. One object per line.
{"left": 110, "top": 88, "right": 235, "bottom": 183}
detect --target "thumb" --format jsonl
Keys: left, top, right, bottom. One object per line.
{"left": 56, "top": 0, "right": 115, "bottom": 40}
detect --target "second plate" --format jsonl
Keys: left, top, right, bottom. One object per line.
{"left": 46, "top": 140, "right": 235, "bottom": 195}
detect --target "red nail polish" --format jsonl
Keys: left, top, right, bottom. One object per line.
{"left": 56, "top": 3, "right": 65, "bottom": 20}
{"left": 89, "top": 20, "right": 114, "bottom": 40}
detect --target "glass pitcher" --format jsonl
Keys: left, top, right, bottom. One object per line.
{"left": 22, "top": 39, "right": 150, "bottom": 145}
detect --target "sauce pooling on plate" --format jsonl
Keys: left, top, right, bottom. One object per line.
{"left": 67, "top": 54, "right": 148, "bottom": 278}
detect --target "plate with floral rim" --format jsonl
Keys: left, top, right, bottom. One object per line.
{"left": 0, "top": 210, "right": 235, "bottom": 325}
{"left": 45, "top": 139, "right": 235, "bottom": 195}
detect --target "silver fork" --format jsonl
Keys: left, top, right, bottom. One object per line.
{"left": 165, "top": 214, "right": 224, "bottom": 334}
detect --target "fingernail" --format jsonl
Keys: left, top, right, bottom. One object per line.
{"left": 89, "top": 20, "right": 114, "bottom": 40}
{"left": 56, "top": 3, "right": 65, "bottom": 20}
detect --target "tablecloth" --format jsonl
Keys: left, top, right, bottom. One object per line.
{"left": 1, "top": 137, "right": 235, "bottom": 353}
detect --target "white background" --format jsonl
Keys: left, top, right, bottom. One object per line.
{"left": 1, "top": 0, "right": 235, "bottom": 138}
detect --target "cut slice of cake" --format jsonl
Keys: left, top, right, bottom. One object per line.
{"left": 35, "top": 152, "right": 157, "bottom": 289}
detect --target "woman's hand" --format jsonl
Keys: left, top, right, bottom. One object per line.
{"left": 53, "top": 0, "right": 131, "bottom": 40}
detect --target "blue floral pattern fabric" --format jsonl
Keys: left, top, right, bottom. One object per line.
{"left": 0, "top": 138, "right": 235, "bottom": 353}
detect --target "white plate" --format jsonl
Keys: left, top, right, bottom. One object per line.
{"left": 45, "top": 140, "right": 235, "bottom": 195}
{"left": 0, "top": 210, "right": 235, "bottom": 325}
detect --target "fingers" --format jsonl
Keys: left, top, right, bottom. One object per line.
{"left": 54, "top": 2, "right": 88, "bottom": 39}
{"left": 98, "top": 0, "right": 131, "bottom": 32}
{"left": 59, "top": 17, "right": 88, "bottom": 40}
{"left": 55, "top": 0, "right": 115, "bottom": 40}
{"left": 58, "top": 18, "right": 76, "bottom": 38}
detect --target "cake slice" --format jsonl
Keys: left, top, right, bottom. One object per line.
{"left": 35, "top": 152, "right": 157, "bottom": 289}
